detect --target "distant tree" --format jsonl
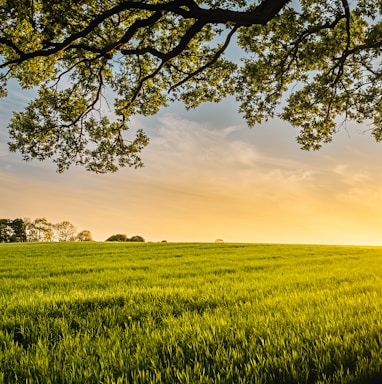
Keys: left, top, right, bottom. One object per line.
{"left": 23, "top": 218, "right": 33, "bottom": 241}
{"left": 0, "top": 219, "right": 14, "bottom": 243}
{"left": 27, "top": 218, "right": 54, "bottom": 242}
{"left": 106, "top": 234, "right": 128, "bottom": 242}
{"left": 54, "top": 221, "right": 77, "bottom": 242}
{"left": 9, "top": 218, "right": 27, "bottom": 242}
{"left": 0, "top": 218, "right": 27, "bottom": 243}
{"left": 76, "top": 230, "right": 93, "bottom": 242}
{"left": 129, "top": 235, "right": 145, "bottom": 243}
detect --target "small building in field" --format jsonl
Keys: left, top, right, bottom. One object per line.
{"left": 215, "top": 239, "right": 224, "bottom": 243}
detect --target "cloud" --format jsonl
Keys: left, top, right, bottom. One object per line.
{"left": 136, "top": 114, "right": 320, "bottom": 199}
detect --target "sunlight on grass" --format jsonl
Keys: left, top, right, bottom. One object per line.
{"left": 0, "top": 242, "right": 381, "bottom": 383}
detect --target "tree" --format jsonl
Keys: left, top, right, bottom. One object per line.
{"left": 9, "top": 218, "right": 27, "bottom": 242}
{"left": 54, "top": 221, "right": 77, "bottom": 241}
{"left": 0, "top": 219, "right": 14, "bottom": 243}
{"left": 129, "top": 235, "right": 145, "bottom": 242}
{"left": 26, "top": 217, "right": 54, "bottom": 242}
{"left": 106, "top": 234, "right": 128, "bottom": 242}
{"left": 0, "top": 219, "right": 27, "bottom": 243}
{"left": 0, "top": 1, "right": 381, "bottom": 172}
{"left": 76, "top": 230, "right": 93, "bottom": 241}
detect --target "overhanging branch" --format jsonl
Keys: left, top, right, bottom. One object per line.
{"left": 1, "top": 0, "right": 290, "bottom": 69}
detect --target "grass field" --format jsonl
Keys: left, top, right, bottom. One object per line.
{"left": 0, "top": 242, "right": 381, "bottom": 383}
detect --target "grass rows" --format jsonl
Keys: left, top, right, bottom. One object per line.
{"left": 0, "top": 242, "right": 381, "bottom": 383}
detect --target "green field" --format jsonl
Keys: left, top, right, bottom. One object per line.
{"left": 0, "top": 242, "right": 381, "bottom": 384}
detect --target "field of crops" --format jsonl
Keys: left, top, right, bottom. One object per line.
{"left": 0, "top": 242, "right": 381, "bottom": 383}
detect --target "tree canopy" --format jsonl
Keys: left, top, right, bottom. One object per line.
{"left": 0, "top": 218, "right": 26, "bottom": 243}
{"left": 0, "top": 0, "right": 381, "bottom": 173}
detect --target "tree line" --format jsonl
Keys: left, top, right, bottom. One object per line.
{"left": 0, "top": 218, "right": 92, "bottom": 243}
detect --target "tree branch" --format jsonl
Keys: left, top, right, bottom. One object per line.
{"left": 1, "top": 0, "right": 290, "bottom": 69}
{"left": 99, "top": 11, "right": 163, "bottom": 58}
{"left": 188, "top": 0, "right": 291, "bottom": 26}
{"left": 0, "top": 37, "right": 25, "bottom": 56}
{"left": 169, "top": 26, "right": 238, "bottom": 92}
{"left": 124, "top": 19, "right": 206, "bottom": 110}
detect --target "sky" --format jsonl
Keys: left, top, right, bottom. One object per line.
{"left": 1, "top": 80, "right": 382, "bottom": 245}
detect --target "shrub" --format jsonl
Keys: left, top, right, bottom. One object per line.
{"left": 129, "top": 235, "right": 145, "bottom": 242}
{"left": 106, "top": 234, "right": 128, "bottom": 242}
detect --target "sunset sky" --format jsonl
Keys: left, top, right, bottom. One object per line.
{"left": 1, "top": 80, "right": 382, "bottom": 245}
